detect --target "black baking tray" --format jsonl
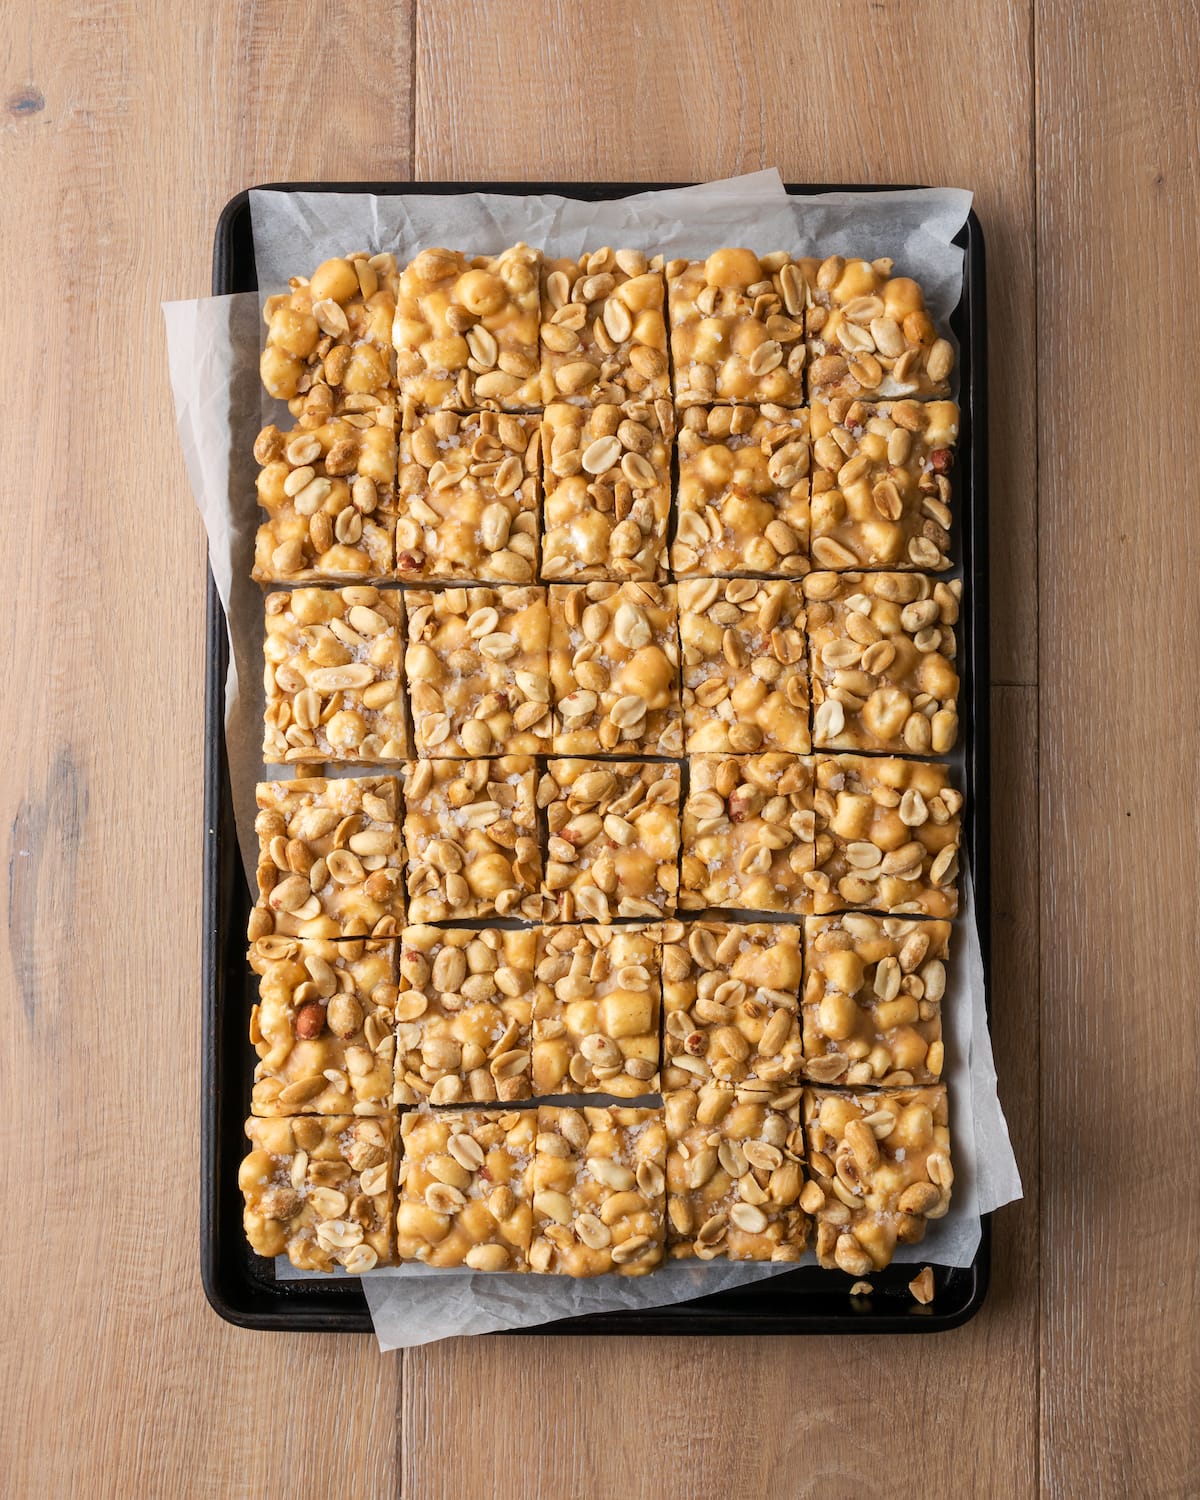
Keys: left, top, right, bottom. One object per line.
{"left": 202, "top": 182, "right": 990, "bottom": 1334}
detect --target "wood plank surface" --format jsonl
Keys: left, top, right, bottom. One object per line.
{"left": 1035, "top": 3, "right": 1200, "bottom": 1497}
{"left": 1, "top": 0, "right": 1192, "bottom": 1495}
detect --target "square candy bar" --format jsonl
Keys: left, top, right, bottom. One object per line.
{"left": 539, "top": 249, "right": 670, "bottom": 405}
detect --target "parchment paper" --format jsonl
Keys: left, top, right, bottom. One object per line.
{"left": 164, "top": 174, "right": 1019, "bottom": 1351}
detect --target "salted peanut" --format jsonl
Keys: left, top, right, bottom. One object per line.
{"left": 666, "top": 250, "right": 808, "bottom": 407}
{"left": 549, "top": 583, "right": 681, "bottom": 754}
{"left": 803, "top": 254, "right": 953, "bottom": 402}
{"left": 660, "top": 919, "right": 803, "bottom": 1092}
{"left": 260, "top": 251, "right": 399, "bottom": 416}
{"left": 252, "top": 412, "right": 397, "bottom": 583}
{"left": 805, "top": 571, "right": 960, "bottom": 753}
{"left": 812, "top": 755, "right": 961, "bottom": 917}
{"left": 539, "top": 759, "right": 681, "bottom": 922}
{"left": 249, "top": 777, "right": 405, "bottom": 942}
{"left": 395, "top": 927, "right": 536, "bottom": 1105}
{"left": 672, "top": 405, "right": 810, "bottom": 578}
{"left": 539, "top": 248, "right": 670, "bottom": 405}
{"left": 802, "top": 914, "right": 950, "bottom": 1085}
{"left": 809, "top": 396, "right": 958, "bottom": 571}
{"left": 680, "top": 754, "right": 815, "bottom": 914}
{"left": 802, "top": 1085, "right": 952, "bottom": 1273}
{"left": 248, "top": 936, "right": 398, "bottom": 1116}
{"left": 240, "top": 1114, "right": 396, "bottom": 1273}
{"left": 533, "top": 925, "right": 661, "bottom": 1097}
{"left": 394, "top": 406, "right": 539, "bottom": 582}
{"left": 263, "top": 587, "right": 407, "bottom": 764}
{"left": 392, "top": 244, "right": 542, "bottom": 411}
{"left": 680, "top": 579, "right": 809, "bottom": 754}
{"left": 401, "top": 757, "right": 541, "bottom": 921}
{"left": 530, "top": 1106, "right": 666, "bottom": 1276}
{"left": 404, "top": 586, "right": 550, "bottom": 757}
{"left": 396, "top": 1109, "right": 535, "bottom": 1271}
{"left": 665, "top": 1088, "right": 808, "bottom": 1261}
{"left": 541, "top": 400, "right": 673, "bottom": 581}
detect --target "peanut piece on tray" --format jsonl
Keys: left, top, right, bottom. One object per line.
{"left": 680, "top": 754, "right": 815, "bottom": 915}
{"left": 240, "top": 1114, "right": 396, "bottom": 1273}
{"left": 531, "top": 1106, "right": 666, "bottom": 1276}
{"left": 802, "top": 1085, "right": 952, "bottom": 1273}
{"left": 667, "top": 249, "right": 808, "bottom": 407}
{"left": 404, "top": 585, "right": 551, "bottom": 757}
{"left": 812, "top": 755, "right": 961, "bottom": 917}
{"left": 671, "top": 405, "right": 811, "bottom": 578}
{"left": 249, "top": 776, "right": 405, "bottom": 942}
{"left": 548, "top": 583, "right": 681, "bottom": 755}
{"left": 401, "top": 757, "right": 542, "bottom": 921}
{"left": 540, "top": 759, "right": 681, "bottom": 922}
{"left": 809, "top": 396, "right": 958, "bottom": 571}
{"left": 252, "top": 413, "right": 396, "bottom": 583}
{"left": 394, "top": 406, "right": 540, "bottom": 583}
{"left": 263, "top": 587, "right": 408, "bottom": 764}
{"left": 805, "top": 571, "right": 961, "bottom": 754}
{"left": 540, "top": 249, "right": 669, "bottom": 405}
{"left": 260, "top": 252, "right": 398, "bottom": 417}
{"left": 395, "top": 927, "right": 536, "bottom": 1105}
{"left": 802, "top": 914, "right": 950, "bottom": 1085}
{"left": 665, "top": 1087, "right": 808, "bottom": 1261}
{"left": 680, "top": 578, "right": 809, "bottom": 754}
{"left": 660, "top": 919, "right": 803, "bottom": 1093}
{"left": 392, "top": 244, "right": 542, "bottom": 411}
{"left": 533, "top": 925, "right": 661, "bottom": 1097}
{"left": 803, "top": 255, "right": 954, "bottom": 402}
{"left": 540, "top": 400, "right": 673, "bottom": 581}
{"left": 396, "top": 1109, "right": 535, "bottom": 1271}
{"left": 248, "top": 936, "right": 398, "bottom": 1116}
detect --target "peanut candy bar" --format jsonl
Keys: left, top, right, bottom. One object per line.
{"left": 540, "top": 759, "right": 681, "bottom": 922}
{"left": 260, "top": 253, "right": 398, "bottom": 416}
{"left": 679, "top": 579, "right": 809, "bottom": 754}
{"left": 404, "top": 586, "right": 551, "bottom": 757}
{"left": 801, "top": 1085, "right": 952, "bottom": 1273}
{"left": 533, "top": 925, "right": 661, "bottom": 1097}
{"left": 249, "top": 776, "right": 405, "bottom": 942}
{"left": 541, "top": 400, "right": 673, "bottom": 582}
{"left": 671, "top": 406, "right": 811, "bottom": 578}
{"left": 395, "top": 926, "right": 535, "bottom": 1105}
{"left": 549, "top": 583, "right": 681, "bottom": 755}
{"left": 812, "top": 755, "right": 961, "bottom": 917}
{"left": 809, "top": 396, "right": 958, "bottom": 571}
{"left": 396, "top": 1109, "right": 535, "bottom": 1271}
{"left": 680, "top": 754, "right": 815, "bottom": 914}
{"left": 803, "top": 914, "right": 949, "bottom": 1086}
{"left": 805, "top": 572, "right": 961, "bottom": 754}
{"left": 540, "top": 248, "right": 669, "bottom": 404}
{"left": 394, "top": 407, "right": 540, "bottom": 583}
{"left": 667, "top": 249, "right": 807, "bottom": 406}
{"left": 401, "top": 757, "right": 542, "bottom": 921}
{"left": 664, "top": 1087, "right": 808, "bottom": 1261}
{"left": 530, "top": 1106, "right": 666, "bottom": 1276}
{"left": 240, "top": 1114, "right": 396, "bottom": 1273}
{"left": 392, "top": 244, "right": 542, "bottom": 411}
{"left": 248, "top": 936, "right": 398, "bottom": 1116}
{"left": 661, "top": 920, "right": 803, "bottom": 1092}
{"left": 252, "top": 414, "right": 396, "bottom": 583}
{"left": 803, "top": 255, "right": 954, "bottom": 402}
{"left": 263, "top": 587, "right": 408, "bottom": 765}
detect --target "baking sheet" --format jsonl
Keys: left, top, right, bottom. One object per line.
{"left": 165, "top": 173, "right": 1020, "bottom": 1349}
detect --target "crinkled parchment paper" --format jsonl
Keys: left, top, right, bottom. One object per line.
{"left": 164, "top": 173, "right": 1019, "bottom": 1350}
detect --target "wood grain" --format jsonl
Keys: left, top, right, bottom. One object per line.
{"left": 1036, "top": 3, "right": 1200, "bottom": 1497}
{"left": 0, "top": 3, "right": 411, "bottom": 1495}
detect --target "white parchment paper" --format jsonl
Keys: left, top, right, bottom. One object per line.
{"left": 164, "top": 174, "right": 1020, "bottom": 1350}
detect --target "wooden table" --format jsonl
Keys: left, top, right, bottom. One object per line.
{"left": 1, "top": 2, "right": 1195, "bottom": 1495}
